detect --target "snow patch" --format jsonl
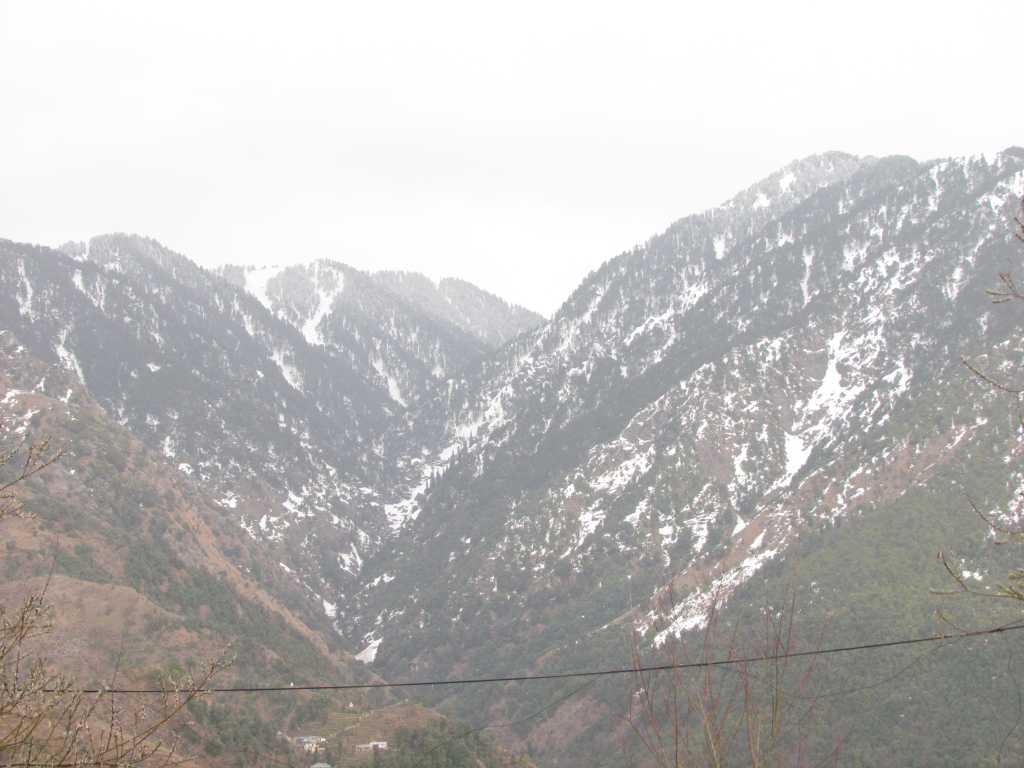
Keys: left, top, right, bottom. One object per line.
{"left": 590, "top": 448, "right": 654, "bottom": 495}
{"left": 355, "top": 638, "right": 381, "bottom": 664}
{"left": 339, "top": 543, "right": 363, "bottom": 575}
{"left": 55, "top": 329, "right": 85, "bottom": 385}
{"left": 713, "top": 235, "right": 727, "bottom": 260}
{"left": 882, "top": 359, "right": 912, "bottom": 396}
{"left": 1, "top": 389, "right": 26, "bottom": 405}
{"left": 800, "top": 247, "right": 814, "bottom": 306}
{"left": 271, "top": 348, "right": 303, "bottom": 391}
{"left": 242, "top": 265, "right": 285, "bottom": 314}
{"left": 649, "top": 547, "right": 779, "bottom": 644}
{"left": 805, "top": 331, "right": 852, "bottom": 420}
{"left": 218, "top": 492, "right": 239, "bottom": 509}
{"left": 16, "top": 261, "right": 36, "bottom": 320}
{"left": 372, "top": 356, "right": 407, "bottom": 407}
{"left": 383, "top": 445, "right": 459, "bottom": 531}
{"left": 573, "top": 503, "right": 605, "bottom": 547}
{"left": 302, "top": 266, "right": 344, "bottom": 345}
{"left": 781, "top": 432, "right": 811, "bottom": 486}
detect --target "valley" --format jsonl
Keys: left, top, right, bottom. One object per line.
{"left": 3, "top": 148, "right": 1024, "bottom": 766}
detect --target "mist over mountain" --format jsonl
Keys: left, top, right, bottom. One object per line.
{"left": 3, "top": 148, "right": 1024, "bottom": 766}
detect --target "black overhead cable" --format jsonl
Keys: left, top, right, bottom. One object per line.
{"left": 69, "top": 620, "right": 1024, "bottom": 696}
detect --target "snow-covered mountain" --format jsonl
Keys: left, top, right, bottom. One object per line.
{"left": 0, "top": 238, "right": 541, "bottom": 630}
{"left": 3, "top": 148, "right": 1024, "bottom": 766}
{"left": 216, "top": 261, "right": 541, "bottom": 409}
{"left": 347, "top": 149, "right": 1024, "bottom": 761}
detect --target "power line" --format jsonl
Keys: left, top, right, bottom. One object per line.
{"left": 72, "top": 620, "right": 1024, "bottom": 696}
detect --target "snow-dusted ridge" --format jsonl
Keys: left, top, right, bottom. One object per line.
{"left": 349, "top": 147, "right": 1024, "bottom": 658}
{"left": 3, "top": 150, "right": 1024, "bottom": 761}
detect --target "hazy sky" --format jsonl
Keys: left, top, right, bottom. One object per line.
{"left": 2, "top": 1, "right": 1020, "bottom": 315}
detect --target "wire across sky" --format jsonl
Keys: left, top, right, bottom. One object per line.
{"left": 73, "top": 620, "right": 1024, "bottom": 696}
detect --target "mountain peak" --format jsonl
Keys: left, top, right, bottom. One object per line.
{"left": 375, "top": 271, "right": 545, "bottom": 347}
{"left": 719, "top": 151, "right": 870, "bottom": 216}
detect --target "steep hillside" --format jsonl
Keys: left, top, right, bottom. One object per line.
{"left": 217, "top": 261, "right": 501, "bottom": 411}
{"left": 349, "top": 149, "right": 1024, "bottom": 764}
{"left": 0, "top": 329, "right": 374, "bottom": 762}
{"left": 1, "top": 236, "right": 532, "bottom": 639}
{"left": 3, "top": 236, "right": 404, "bottom": 627}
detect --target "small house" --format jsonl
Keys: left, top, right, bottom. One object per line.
{"left": 293, "top": 736, "right": 327, "bottom": 753}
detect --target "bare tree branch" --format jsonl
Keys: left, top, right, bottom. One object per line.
{"left": 626, "top": 590, "right": 833, "bottom": 767}
{"left": 0, "top": 438, "right": 230, "bottom": 768}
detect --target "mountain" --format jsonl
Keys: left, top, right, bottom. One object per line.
{"left": 2, "top": 237, "right": 541, "bottom": 637}
{"left": 3, "top": 148, "right": 1024, "bottom": 766}
{"left": 347, "top": 149, "right": 1024, "bottom": 763}
{"left": 5, "top": 236, "right": 390, "bottom": 622}
{"left": 371, "top": 270, "right": 544, "bottom": 349}
{"left": 0, "top": 328, "right": 371, "bottom": 762}
{"left": 215, "top": 261, "right": 543, "bottom": 410}
{"left": 0, "top": 243, "right": 541, "bottom": 763}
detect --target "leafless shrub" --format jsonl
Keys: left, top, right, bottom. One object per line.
{"left": 626, "top": 593, "right": 837, "bottom": 768}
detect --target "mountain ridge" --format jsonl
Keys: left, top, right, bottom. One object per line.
{"left": 4, "top": 148, "right": 1024, "bottom": 765}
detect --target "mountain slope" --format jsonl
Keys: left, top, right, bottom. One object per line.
{"left": 0, "top": 328, "right": 377, "bottom": 762}
{"left": 217, "top": 261, "right": 506, "bottom": 410}
{"left": 3, "top": 236, "right": 407, "bottom": 623}
{"left": 4, "top": 149, "right": 1024, "bottom": 766}
{"left": 0, "top": 235, "right": 542, "bottom": 645}
{"left": 348, "top": 149, "right": 1024, "bottom": 764}
{"left": 372, "top": 270, "right": 544, "bottom": 348}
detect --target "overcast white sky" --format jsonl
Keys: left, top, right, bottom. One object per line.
{"left": 1, "top": 1, "right": 1020, "bottom": 314}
